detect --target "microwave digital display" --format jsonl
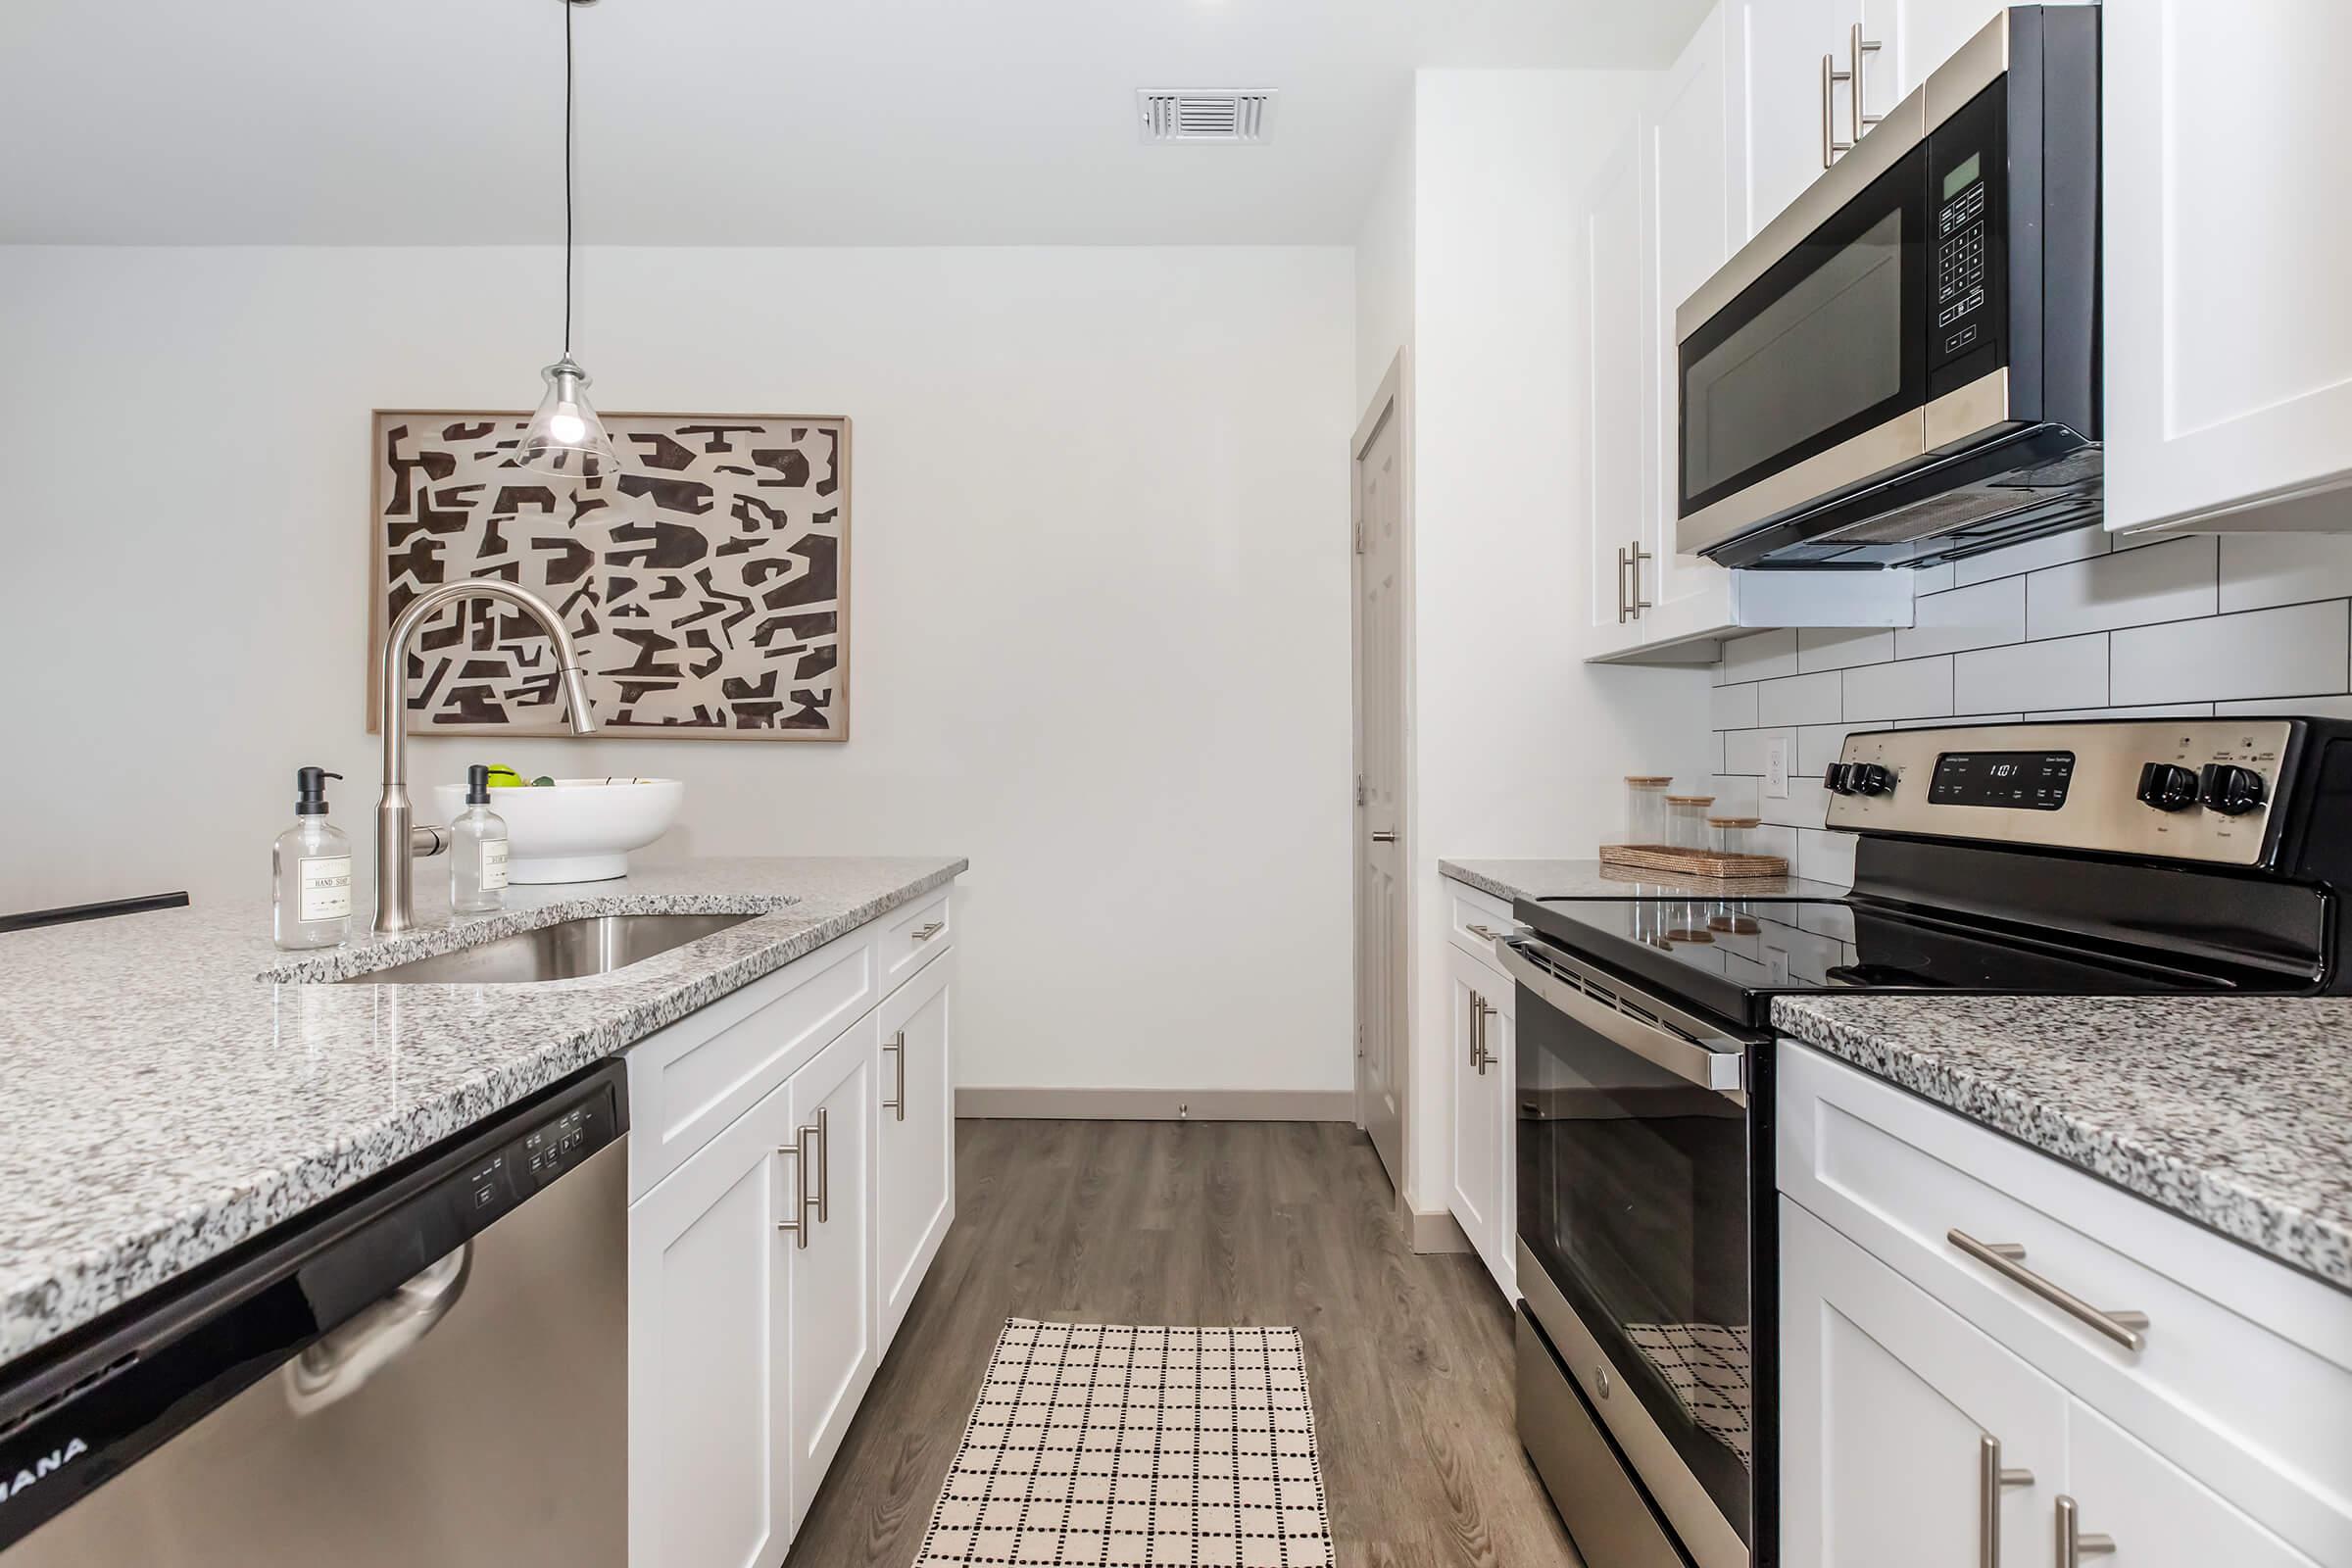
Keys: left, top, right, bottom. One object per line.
{"left": 1929, "top": 750, "right": 2074, "bottom": 810}
{"left": 1942, "top": 151, "right": 1982, "bottom": 202}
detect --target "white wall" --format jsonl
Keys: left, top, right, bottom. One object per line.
{"left": 1709, "top": 532, "right": 2352, "bottom": 888}
{"left": 1354, "top": 113, "right": 1415, "bottom": 414}
{"left": 1399, "top": 71, "right": 1715, "bottom": 1209}
{"left": 0, "top": 244, "right": 1357, "bottom": 1099}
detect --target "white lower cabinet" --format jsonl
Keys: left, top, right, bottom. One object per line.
{"left": 876, "top": 952, "right": 956, "bottom": 1348}
{"left": 1782, "top": 1196, "right": 2068, "bottom": 1568}
{"left": 1780, "top": 1041, "right": 2352, "bottom": 1567}
{"left": 784, "top": 1015, "right": 880, "bottom": 1533}
{"left": 627, "top": 1071, "right": 797, "bottom": 1568}
{"left": 624, "top": 888, "right": 958, "bottom": 1567}
{"left": 1445, "top": 941, "right": 1514, "bottom": 1299}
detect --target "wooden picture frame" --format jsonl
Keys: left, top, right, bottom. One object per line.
{"left": 368, "top": 409, "right": 852, "bottom": 742}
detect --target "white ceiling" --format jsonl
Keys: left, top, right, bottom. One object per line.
{"left": 0, "top": 0, "right": 1707, "bottom": 246}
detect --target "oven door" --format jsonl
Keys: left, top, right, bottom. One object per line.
{"left": 1677, "top": 135, "right": 1932, "bottom": 560}
{"left": 1501, "top": 937, "right": 1760, "bottom": 1568}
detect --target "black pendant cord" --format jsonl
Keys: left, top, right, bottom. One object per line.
{"left": 563, "top": 0, "right": 575, "bottom": 357}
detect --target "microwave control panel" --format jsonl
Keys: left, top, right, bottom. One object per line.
{"left": 1925, "top": 79, "right": 2008, "bottom": 392}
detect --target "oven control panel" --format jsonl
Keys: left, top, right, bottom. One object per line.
{"left": 1824, "top": 720, "right": 2296, "bottom": 866}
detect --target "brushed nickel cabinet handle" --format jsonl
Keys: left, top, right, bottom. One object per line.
{"left": 1824, "top": 52, "right": 1855, "bottom": 167}
{"left": 1629, "top": 544, "right": 1653, "bottom": 616}
{"left": 912, "top": 921, "right": 944, "bottom": 942}
{"left": 1466, "top": 922, "right": 1497, "bottom": 941}
{"left": 1979, "top": 1435, "right": 2034, "bottom": 1568}
{"left": 1948, "top": 1230, "right": 2149, "bottom": 1350}
{"left": 1473, "top": 998, "right": 1497, "bottom": 1075}
{"left": 812, "top": 1105, "right": 830, "bottom": 1225}
{"left": 1848, "top": 24, "right": 1883, "bottom": 139}
{"left": 1617, "top": 545, "right": 1633, "bottom": 623}
{"left": 775, "top": 1131, "right": 813, "bottom": 1249}
{"left": 1371, "top": 830, "right": 1397, "bottom": 843}
{"left": 882, "top": 1029, "right": 906, "bottom": 1122}
{"left": 2056, "top": 1497, "right": 2115, "bottom": 1564}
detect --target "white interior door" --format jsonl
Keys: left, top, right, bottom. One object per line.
{"left": 1352, "top": 361, "right": 1408, "bottom": 1194}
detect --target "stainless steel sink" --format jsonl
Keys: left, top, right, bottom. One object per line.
{"left": 337, "top": 912, "right": 759, "bottom": 985}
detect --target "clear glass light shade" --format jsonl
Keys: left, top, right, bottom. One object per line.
{"left": 514, "top": 356, "right": 618, "bottom": 478}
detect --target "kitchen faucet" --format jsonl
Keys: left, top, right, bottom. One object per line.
{"left": 374, "top": 580, "right": 598, "bottom": 933}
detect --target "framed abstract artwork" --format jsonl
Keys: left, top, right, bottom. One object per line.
{"left": 368, "top": 410, "right": 851, "bottom": 741}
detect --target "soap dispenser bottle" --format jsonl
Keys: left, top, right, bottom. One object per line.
{"left": 272, "top": 766, "right": 353, "bottom": 950}
{"left": 451, "top": 764, "right": 510, "bottom": 914}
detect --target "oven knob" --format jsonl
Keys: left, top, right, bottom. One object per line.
{"left": 2198, "top": 763, "right": 2268, "bottom": 816}
{"left": 1850, "top": 762, "right": 1894, "bottom": 797}
{"left": 2134, "top": 761, "right": 2200, "bottom": 812}
{"left": 1823, "top": 762, "right": 1851, "bottom": 795}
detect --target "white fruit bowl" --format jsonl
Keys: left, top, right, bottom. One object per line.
{"left": 430, "top": 778, "right": 685, "bottom": 884}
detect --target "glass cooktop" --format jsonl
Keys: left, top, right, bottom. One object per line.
{"left": 1514, "top": 892, "right": 2269, "bottom": 1030}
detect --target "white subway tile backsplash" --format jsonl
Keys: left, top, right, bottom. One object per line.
{"left": 1757, "top": 670, "right": 1843, "bottom": 726}
{"left": 1750, "top": 822, "right": 1801, "bottom": 867}
{"left": 1843, "top": 657, "right": 1953, "bottom": 721}
{"left": 1797, "top": 626, "right": 1895, "bottom": 672}
{"left": 1761, "top": 784, "right": 1831, "bottom": 831}
{"left": 1711, "top": 681, "right": 1759, "bottom": 730}
{"left": 2029, "top": 703, "right": 2214, "bottom": 720}
{"left": 1797, "top": 827, "right": 1858, "bottom": 889}
{"left": 1723, "top": 726, "right": 1796, "bottom": 775}
{"left": 2110, "top": 600, "right": 2352, "bottom": 706}
{"left": 1721, "top": 628, "right": 1800, "bottom": 683}
{"left": 1894, "top": 576, "right": 2027, "bottom": 660}
{"left": 2026, "top": 535, "right": 2218, "bottom": 639}
{"left": 2218, "top": 533, "right": 2352, "bottom": 613}
{"left": 1796, "top": 723, "right": 1856, "bottom": 777}
{"left": 1710, "top": 523, "right": 2352, "bottom": 803}
{"left": 1709, "top": 775, "right": 1762, "bottom": 815}
{"left": 1954, "top": 631, "right": 2107, "bottom": 713}
{"left": 2214, "top": 694, "right": 2352, "bottom": 719}
{"left": 1951, "top": 526, "right": 2108, "bottom": 587}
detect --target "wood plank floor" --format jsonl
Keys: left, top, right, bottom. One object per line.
{"left": 788, "top": 1119, "right": 1582, "bottom": 1567}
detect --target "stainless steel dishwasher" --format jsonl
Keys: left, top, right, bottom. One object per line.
{"left": 0, "top": 1060, "right": 626, "bottom": 1565}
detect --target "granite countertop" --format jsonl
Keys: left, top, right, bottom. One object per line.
{"left": 0, "top": 855, "right": 965, "bottom": 1368}
{"left": 1439, "top": 857, "right": 1849, "bottom": 905}
{"left": 1774, "top": 995, "right": 2352, "bottom": 1293}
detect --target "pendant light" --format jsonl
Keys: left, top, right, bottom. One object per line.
{"left": 515, "top": 0, "right": 619, "bottom": 479}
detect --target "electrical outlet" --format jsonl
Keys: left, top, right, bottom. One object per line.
{"left": 1765, "top": 737, "right": 1790, "bottom": 799}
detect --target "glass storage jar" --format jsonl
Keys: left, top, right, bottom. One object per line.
{"left": 1708, "top": 815, "right": 1760, "bottom": 858}
{"left": 1625, "top": 776, "right": 1673, "bottom": 847}
{"left": 1665, "top": 795, "right": 1715, "bottom": 852}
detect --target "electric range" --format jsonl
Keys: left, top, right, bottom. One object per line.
{"left": 1505, "top": 717, "right": 2352, "bottom": 1568}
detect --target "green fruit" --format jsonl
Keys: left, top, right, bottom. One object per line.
{"left": 484, "top": 765, "right": 524, "bottom": 789}
{"left": 531, "top": 776, "right": 557, "bottom": 788}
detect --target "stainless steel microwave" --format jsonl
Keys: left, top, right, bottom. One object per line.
{"left": 1676, "top": 7, "right": 2099, "bottom": 570}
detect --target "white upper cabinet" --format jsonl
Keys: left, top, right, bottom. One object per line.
{"left": 1585, "top": 0, "right": 1915, "bottom": 663}
{"left": 2106, "top": 1, "right": 2352, "bottom": 536}
{"left": 1738, "top": 0, "right": 1842, "bottom": 236}
{"left": 1586, "top": 119, "right": 1654, "bottom": 658}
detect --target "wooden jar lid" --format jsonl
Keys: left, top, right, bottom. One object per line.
{"left": 1664, "top": 794, "right": 1716, "bottom": 806}
{"left": 1624, "top": 775, "right": 1674, "bottom": 786}
{"left": 1707, "top": 815, "right": 1762, "bottom": 828}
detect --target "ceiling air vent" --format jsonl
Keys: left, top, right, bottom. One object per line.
{"left": 1137, "top": 90, "right": 1277, "bottom": 145}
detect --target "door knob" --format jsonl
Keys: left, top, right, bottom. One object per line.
{"left": 1370, "top": 830, "right": 1397, "bottom": 843}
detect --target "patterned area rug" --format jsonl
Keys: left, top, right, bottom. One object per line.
{"left": 1624, "top": 1321, "right": 1753, "bottom": 1468}
{"left": 914, "top": 1320, "right": 1334, "bottom": 1567}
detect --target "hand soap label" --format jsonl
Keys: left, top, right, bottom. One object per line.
{"left": 300, "top": 856, "right": 353, "bottom": 921}
{"left": 481, "top": 839, "right": 510, "bottom": 892}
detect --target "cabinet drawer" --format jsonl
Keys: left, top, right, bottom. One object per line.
{"left": 627, "top": 927, "right": 879, "bottom": 1202}
{"left": 876, "top": 885, "right": 953, "bottom": 990}
{"left": 1779, "top": 1042, "right": 2352, "bottom": 1563}
{"left": 1445, "top": 878, "right": 1517, "bottom": 973}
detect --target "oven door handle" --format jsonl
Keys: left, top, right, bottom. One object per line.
{"left": 1496, "top": 939, "right": 1746, "bottom": 1097}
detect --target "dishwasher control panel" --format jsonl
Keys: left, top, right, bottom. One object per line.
{"left": 457, "top": 1086, "right": 622, "bottom": 1227}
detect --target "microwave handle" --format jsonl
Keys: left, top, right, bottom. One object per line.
{"left": 1496, "top": 939, "right": 1745, "bottom": 1097}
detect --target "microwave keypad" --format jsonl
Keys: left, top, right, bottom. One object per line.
{"left": 1937, "top": 185, "right": 1987, "bottom": 315}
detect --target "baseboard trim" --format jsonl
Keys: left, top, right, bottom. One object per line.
{"left": 955, "top": 1087, "right": 1356, "bottom": 1122}
{"left": 1400, "top": 1195, "right": 1473, "bottom": 1254}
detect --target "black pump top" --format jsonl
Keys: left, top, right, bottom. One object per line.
{"left": 295, "top": 766, "right": 342, "bottom": 816}
{"left": 466, "top": 764, "right": 492, "bottom": 807}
